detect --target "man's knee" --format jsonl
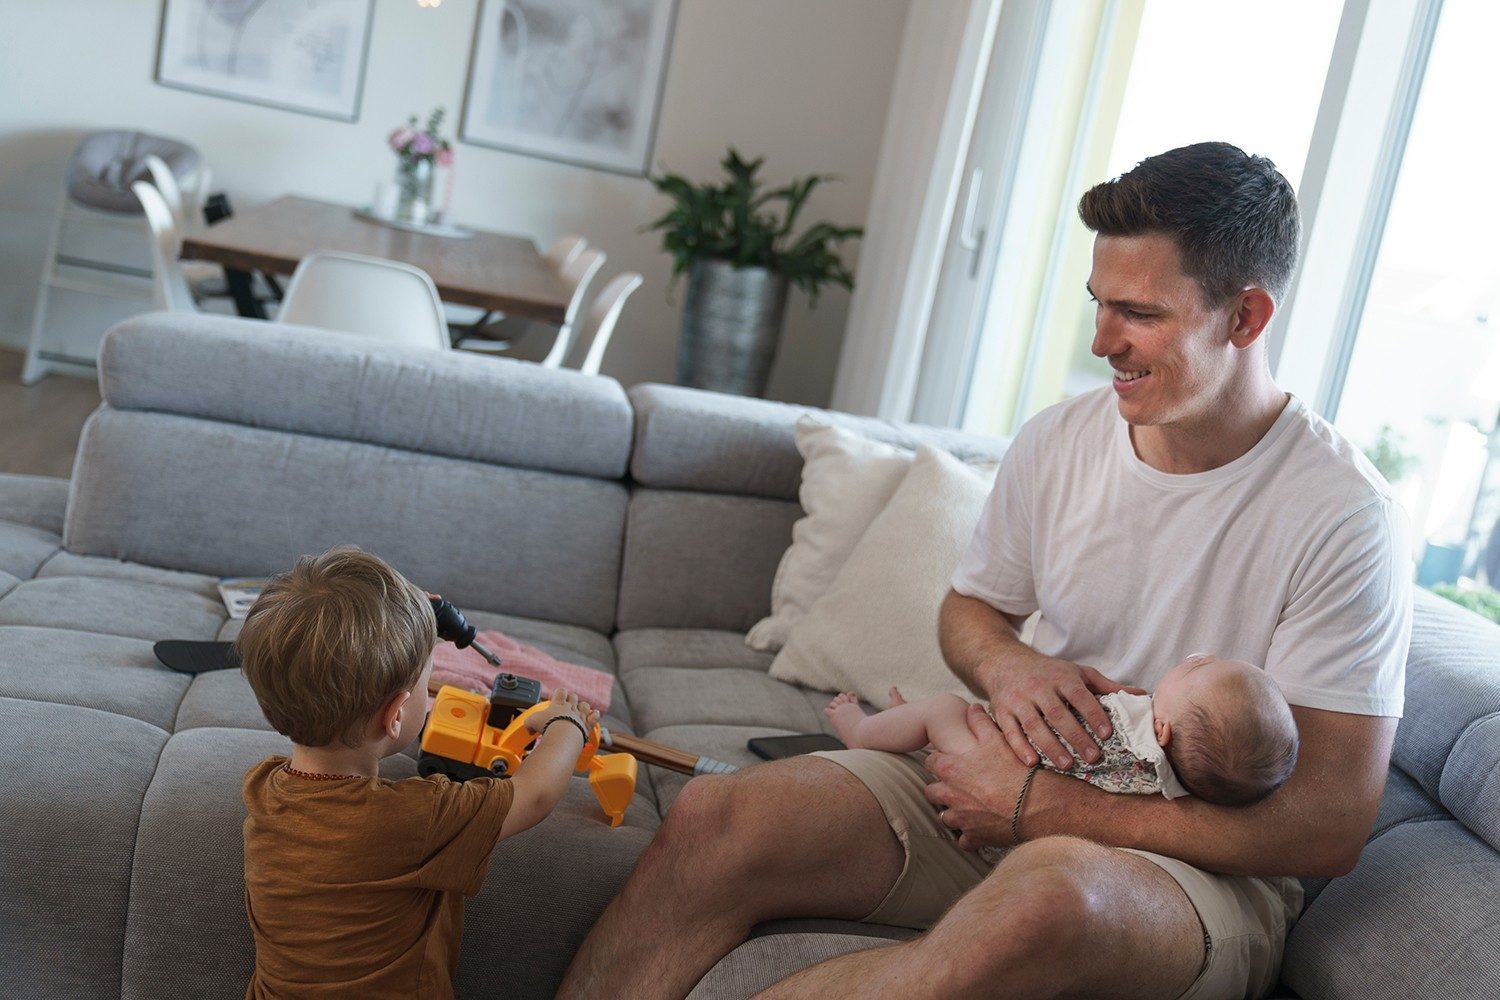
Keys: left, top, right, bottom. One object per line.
{"left": 933, "top": 837, "right": 1111, "bottom": 973}
{"left": 654, "top": 772, "right": 778, "bottom": 879}
{"left": 997, "top": 835, "right": 1116, "bottom": 928}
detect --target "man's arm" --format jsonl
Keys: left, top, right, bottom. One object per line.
{"left": 926, "top": 703, "right": 1395, "bottom": 878}
{"left": 1029, "top": 706, "right": 1393, "bottom": 877}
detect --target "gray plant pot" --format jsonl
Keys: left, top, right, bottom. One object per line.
{"left": 677, "top": 258, "right": 790, "bottom": 397}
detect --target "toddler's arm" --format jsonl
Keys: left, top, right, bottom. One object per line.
{"left": 499, "top": 689, "right": 599, "bottom": 838}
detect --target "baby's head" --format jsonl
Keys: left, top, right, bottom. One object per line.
{"left": 1152, "top": 654, "right": 1298, "bottom": 806}
{"left": 238, "top": 546, "right": 437, "bottom": 754}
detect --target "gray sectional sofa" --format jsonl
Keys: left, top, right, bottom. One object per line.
{"left": 1, "top": 312, "right": 1496, "bottom": 999}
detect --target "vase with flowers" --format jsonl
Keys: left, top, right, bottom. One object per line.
{"left": 388, "top": 107, "right": 454, "bottom": 225}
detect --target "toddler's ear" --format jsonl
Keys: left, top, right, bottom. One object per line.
{"left": 1154, "top": 717, "right": 1171, "bottom": 747}
{"left": 381, "top": 689, "right": 411, "bottom": 740}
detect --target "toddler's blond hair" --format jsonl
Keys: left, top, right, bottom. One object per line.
{"left": 237, "top": 546, "right": 436, "bottom": 747}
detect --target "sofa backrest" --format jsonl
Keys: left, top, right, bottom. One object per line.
{"left": 65, "top": 313, "right": 635, "bottom": 632}
{"left": 617, "top": 383, "right": 1010, "bottom": 632}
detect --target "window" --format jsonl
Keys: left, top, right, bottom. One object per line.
{"left": 1017, "top": 0, "right": 1343, "bottom": 425}
{"left": 1330, "top": 0, "right": 1500, "bottom": 593}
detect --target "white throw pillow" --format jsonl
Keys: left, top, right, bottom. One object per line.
{"left": 769, "top": 445, "right": 1000, "bottom": 706}
{"left": 745, "top": 419, "right": 915, "bottom": 652}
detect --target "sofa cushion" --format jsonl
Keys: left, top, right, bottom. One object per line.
{"left": 629, "top": 383, "right": 1008, "bottom": 500}
{"left": 0, "top": 699, "right": 169, "bottom": 1000}
{"left": 65, "top": 409, "right": 628, "bottom": 633}
{"left": 0, "top": 626, "right": 189, "bottom": 731}
{"left": 0, "top": 520, "right": 62, "bottom": 581}
{"left": 1282, "top": 819, "right": 1500, "bottom": 1000}
{"left": 121, "top": 727, "right": 287, "bottom": 1000}
{"left": 0, "top": 575, "right": 225, "bottom": 642}
{"left": 100, "top": 313, "right": 635, "bottom": 479}
{"left": 1393, "top": 589, "right": 1500, "bottom": 803}
{"left": 0, "top": 472, "right": 71, "bottom": 534}
{"left": 616, "top": 627, "right": 776, "bottom": 675}
{"left": 1439, "top": 712, "right": 1500, "bottom": 853}
{"left": 686, "top": 933, "right": 895, "bottom": 999}
{"left": 616, "top": 489, "right": 800, "bottom": 632}
{"left": 36, "top": 550, "right": 220, "bottom": 599}
{"left": 1299, "top": 765, "right": 1448, "bottom": 908}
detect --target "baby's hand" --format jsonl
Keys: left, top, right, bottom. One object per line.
{"left": 526, "top": 689, "right": 599, "bottom": 736}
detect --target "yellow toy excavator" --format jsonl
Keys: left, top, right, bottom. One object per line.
{"left": 419, "top": 673, "right": 638, "bottom": 828}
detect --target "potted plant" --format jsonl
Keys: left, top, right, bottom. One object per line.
{"left": 645, "top": 149, "right": 862, "bottom": 397}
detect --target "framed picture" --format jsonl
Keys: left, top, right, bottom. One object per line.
{"left": 460, "top": 0, "right": 679, "bottom": 176}
{"left": 154, "top": 0, "right": 375, "bottom": 122}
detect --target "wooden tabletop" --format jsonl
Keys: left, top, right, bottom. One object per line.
{"left": 180, "top": 195, "right": 570, "bottom": 323}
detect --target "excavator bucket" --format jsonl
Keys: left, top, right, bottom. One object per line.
{"left": 588, "top": 753, "right": 638, "bottom": 828}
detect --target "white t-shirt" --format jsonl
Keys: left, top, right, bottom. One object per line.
{"left": 951, "top": 388, "right": 1411, "bottom": 717}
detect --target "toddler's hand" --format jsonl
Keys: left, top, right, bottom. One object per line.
{"left": 527, "top": 689, "right": 599, "bottom": 737}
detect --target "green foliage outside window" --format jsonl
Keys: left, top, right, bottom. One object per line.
{"left": 1363, "top": 424, "right": 1419, "bottom": 485}
{"left": 1431, "top": 582, "right": 1500, "bottom": 625}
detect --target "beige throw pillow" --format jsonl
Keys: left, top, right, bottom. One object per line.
{"left": 745, "top": 419, "right": 915, "bottom": 652}
{"left": 769, "top": 445, "right": 1000, "bottom": 706}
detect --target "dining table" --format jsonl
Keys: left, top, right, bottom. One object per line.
{"left": 180, "top": 195, "right": 571, "bottom": 325}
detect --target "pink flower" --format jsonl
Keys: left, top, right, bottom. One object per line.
{"left": 437, "top": 146, "right": 454, "bottom": 167}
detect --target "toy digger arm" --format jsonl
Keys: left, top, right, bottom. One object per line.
{"left": 498, "top": 720, "right": 588, "bottom": 839}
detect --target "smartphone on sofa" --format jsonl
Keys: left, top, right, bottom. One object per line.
{"left": 746, "top": 734, "right": 847, "bottom": 760}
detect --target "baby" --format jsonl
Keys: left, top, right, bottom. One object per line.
{"left": 824, "top": 653, "right": 1299, "bottom": 806}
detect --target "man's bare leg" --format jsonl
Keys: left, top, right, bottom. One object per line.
{"left": 557, "top": 755, "right": 905, "bottom": 1000}
{"left": 755, "top": 836, "right": 1206, "bottom": 1000}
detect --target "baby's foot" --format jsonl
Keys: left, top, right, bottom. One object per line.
{"left": 824, "top": 692, "right": 866, "bottom": 747}
{"left": 888, "top": 686, "right": 906, "bottom": 707}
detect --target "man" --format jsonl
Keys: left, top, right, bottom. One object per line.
{"left": 560, "top": 143, "right": 1412, "bottom": 1000}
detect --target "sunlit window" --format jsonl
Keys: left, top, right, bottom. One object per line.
{"left": 1332, "top": 0, "right": 1500, "bottom": 597}
{"left": 1053, "top": 0, "right": 1342, "bottom": 402}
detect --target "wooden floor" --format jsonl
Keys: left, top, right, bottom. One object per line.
{"left": 0, "top": 348, "right": 101, "bottom": 479}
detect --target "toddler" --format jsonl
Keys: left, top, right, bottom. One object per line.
{"left": 824, "top": 653, "right": 1299, "bottom": 806}
{"left": 238, "top": 546, "right": 598, "bottom": 999}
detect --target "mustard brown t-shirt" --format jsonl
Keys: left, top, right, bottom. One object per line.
{"left": 242, "top": 756, "right": 514, "bottom": 999}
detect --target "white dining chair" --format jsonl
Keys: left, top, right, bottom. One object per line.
{"left": 277, "top": 251, "right": 449, "bottom": 350}
{"left": 130, "top": 179, "right": 197, "bottom": 312}
{"left": 458, "top": 248, "right": 606, "bottom": 367}
{"left": 571, "top": 272, "right": 643, "bottom": 376}
{"left": 543, "top": 234, "right": 588, "bottom": 270}
{"left": 447, "top": 234, "right": 591, "bottom": 345}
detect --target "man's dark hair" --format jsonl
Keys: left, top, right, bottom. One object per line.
{"left": 1077, "top": 141, "right": 1301, "bottom": 304}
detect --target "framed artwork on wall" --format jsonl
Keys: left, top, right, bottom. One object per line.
{"left": 460, "top": 0, "right": 679, "bottom": 176}
{"left": 154, "top": 0, "right": 375, "bottom": 122}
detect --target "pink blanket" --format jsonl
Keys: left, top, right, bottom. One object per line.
{"left": 430, "top": 630, "right": 614, "bottom": 713}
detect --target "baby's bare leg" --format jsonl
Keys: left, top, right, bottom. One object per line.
{"left": 824, "top": 692, "right": 979, "bottom": 753}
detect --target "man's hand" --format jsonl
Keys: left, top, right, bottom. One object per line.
{"left": 939, "top": 591, "right": 1143, "bottom": 770}
{"left": 986, "top": 654, "right": 1144, "bottom": 770}
{"left": 923, "top": 704, "right": 1034, "bottom": 851}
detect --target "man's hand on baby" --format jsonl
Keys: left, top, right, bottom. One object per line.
{"left": 987, "top": 656, "right": 1145, "bottom": 770}
{"left": 924, "top": 704, "right": 1032, "bottom": 851}
{"left": 528, "top": 689, "right": 599, "bottom": 737}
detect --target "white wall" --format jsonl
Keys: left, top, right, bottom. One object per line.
{"left": 0, "top": 0, "right": 909, "bottom": 405}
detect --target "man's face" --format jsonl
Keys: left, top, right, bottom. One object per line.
{"left": 1087, "top": 233, "right": 1237, "bottom": 428}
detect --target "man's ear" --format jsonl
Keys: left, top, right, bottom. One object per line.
{"left": 1227, "top": 286, "right": 1276, "bottom": 349}
{"left": 379, "top": 689, "right": 411, "bottom": 741}
{"left": 1154, "top": 717, "right": 1171, "bottom": 748}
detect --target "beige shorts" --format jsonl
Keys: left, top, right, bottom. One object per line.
{"left": 812, "top": 749, "right": 1304, "bottom": 1000}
